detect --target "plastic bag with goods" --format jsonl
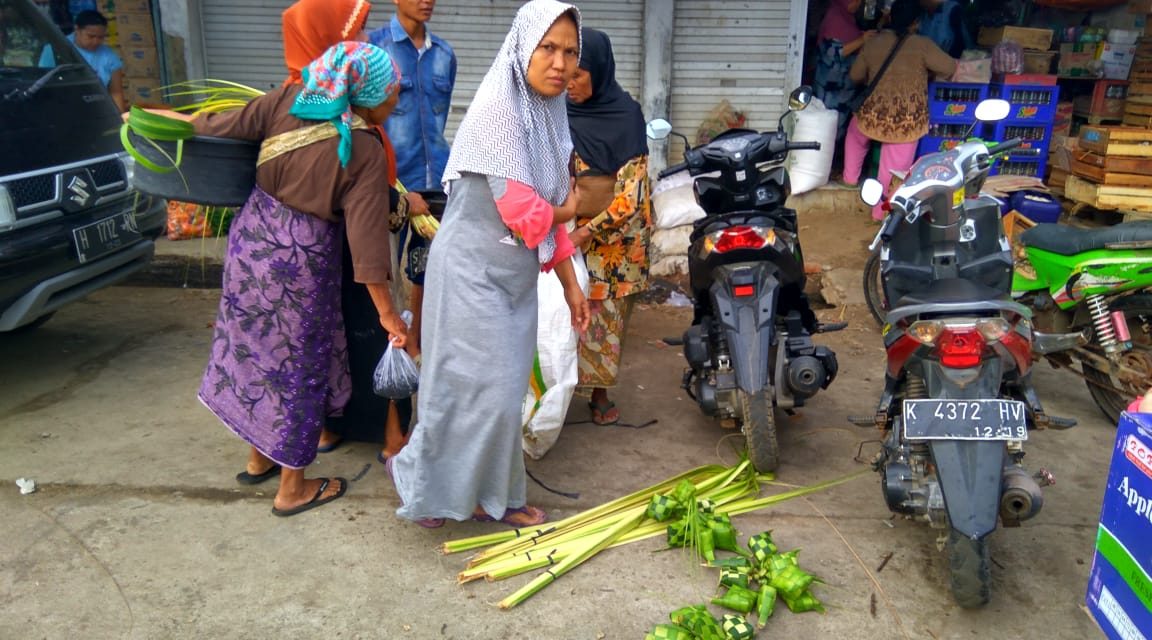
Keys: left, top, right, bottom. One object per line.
{"left": 373, "top": 311, "right": 419, "bottom": 399}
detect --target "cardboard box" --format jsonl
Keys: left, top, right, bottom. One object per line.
{"left": 114, "top": 12, "right": 154, "bottom": 46}
{"left": 1085, "top": 412, "right": 1152, "bottom": 640}
{"left": 1023, "top": 51, "right": 1056, "bottom": 74}
{"left": 1059, "top": 43, "right": 1100, "bottom": 78}
{"left": 123, "top": 76, "right": 163, "bottom": 105}
{"left": 978, "top": 26, "right": 1054, "bottom": 51}
{"left": 108, "top": 0, "right": 151, "bottom": 13}
{"left": 119, "top": 46, "right": 159, "bottom": 78}
{"left": 951, "top": 58, "right": 991, "bottom": 83}
{"left": 1099, "top": 43, "right": 1138, "bottom": 80}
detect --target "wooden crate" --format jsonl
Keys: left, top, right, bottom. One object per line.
{"left": 1078, "top": 125, "right": 1152, "bottom": 156}
{"left": 1065, "top": 174, "right": 1152, "bottom": 211}
{"left": 1074, "top": 149, "right": 1152, "bottom": 175}
{"left": 1071, "top": 157, "right": 1152, "bottom": 186}
{"left": 978, "top": 26, "right": 1054, "bottom": 51}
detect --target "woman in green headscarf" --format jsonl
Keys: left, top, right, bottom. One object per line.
{"left": 173, "top": 42, "right": 405, "bottom": 516}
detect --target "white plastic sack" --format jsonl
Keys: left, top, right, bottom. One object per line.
{"left": 652, "top": 171, "right": 705, "bottom": 229}
{"left": 786, "top": 97, "right": 838, "bottom": 195}
{"left": 649, "top": 225, "right": 694, "bottom": 277}
{"left": 522, "top": 251, "right": 589, "bottom": 460}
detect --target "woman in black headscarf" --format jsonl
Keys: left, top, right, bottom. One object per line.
{"left": 566, "top": 28, "right": 651, "bottom": 426}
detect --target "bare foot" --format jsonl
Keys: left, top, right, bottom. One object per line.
{"left": 317, "top": 428, "right": 343, "bottom": 452}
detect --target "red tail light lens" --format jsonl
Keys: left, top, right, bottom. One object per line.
{"left": 937, "top": 328, "right": 985, "bottom": 369}
{"left": 713, "top": 226, "right": 771, "bottom": 253}
{"left": 733, "top": 284, "right": 755, "bottom": 297}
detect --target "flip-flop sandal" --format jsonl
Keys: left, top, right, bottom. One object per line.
{"left": 589, "top": 400, "right": 620, "bottom": 426}
{"left": 316, "top": 438, "right": 344, "bottom": 454}
{"left": 384, "top": 456, "right": 445, "bottom": 528}
{"left": 271, "top": 477, "right": 347, "bottom": 517}
{"left": 472, "top": 505, "right": 548, "bottom": 527}
{"left": 235, "top": 464, "right": 281, "bottom": 485}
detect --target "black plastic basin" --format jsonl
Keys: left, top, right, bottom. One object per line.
{"left": 127, "top": 131, "right": 259, "bottom": 207}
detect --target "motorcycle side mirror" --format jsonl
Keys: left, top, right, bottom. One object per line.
{"left": 860, "top": 178, "right": 885, "bottom": 206}
{"left": 975, "top": 98, "right": 1011, "bottom": 123}
{"left": 788, "top": 85, "right": 814, "bottom": 112}
{"left": 646, "top": 118, "right": 673, "bottom": 141}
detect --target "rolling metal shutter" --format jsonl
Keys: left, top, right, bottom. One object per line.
{"left": 199, "top": 0, "right": 644, "bottom": 140}
{"left": 669, "top": 0, "right": 797, "bottom": 155}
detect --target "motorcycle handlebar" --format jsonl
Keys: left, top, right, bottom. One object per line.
{"left": 789, "top": 141, "right": 821, "bottom": 151}
{"left": 879, "top": 209, "right": 902, "bottom": 242}
{"left": 657, "top": 162, "right": 689, "bottom": 180}
{"left": 986, "top": 137, "right": 1023, "bottom": 156}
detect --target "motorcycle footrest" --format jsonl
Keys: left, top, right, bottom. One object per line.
{"left": 847, "top": 414, "right": 877, "bottom": 428}
{"left": 816, "top": 322, "right": 848, "bottom": 333}
{"left": 1043, "top": 414, "right": 1078, "bottom": 430}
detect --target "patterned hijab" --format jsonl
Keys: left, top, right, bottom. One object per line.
{"left": 282, "top": 0, "right": 372, "bottom": 85}
{"left": 290, "top": 42, "right": 401, "bottom": 168}
{"left": 442, "top": 0, "right": 580, "bottom": 207}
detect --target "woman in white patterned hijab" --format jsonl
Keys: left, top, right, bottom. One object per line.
{"left": 386, "top": 0, "right": 589, "bottom": 529}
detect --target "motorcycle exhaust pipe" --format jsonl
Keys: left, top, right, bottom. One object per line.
{"left": 1000, "top": 467, "right": 1044, "bottom": 526}
{"left": 1031, "top": 329, "right": 1089, "bottom": 355}
{"left": 787, "top": 356, "right": 827, "bottom": 399}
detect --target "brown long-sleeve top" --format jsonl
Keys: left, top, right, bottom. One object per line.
{"left": 849, "top": 31, "right": 957, "bottom": 144}
{"left": 195, "top": 85, "right": 392, "bottom": 283}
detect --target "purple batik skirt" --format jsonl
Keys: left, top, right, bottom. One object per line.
{"left": 198, "top": 186, "right": 351, "bottom": 469}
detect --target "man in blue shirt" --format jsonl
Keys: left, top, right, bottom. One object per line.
{"left": 369, "top": 0, "right": 456, "bottom": 356}
{"left": 39, "top": 10, "right": 125, "bottom": 111}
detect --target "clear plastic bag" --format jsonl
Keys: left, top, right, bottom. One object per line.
{"left": 372, "top": 311, "right": 419, "bottom": 399}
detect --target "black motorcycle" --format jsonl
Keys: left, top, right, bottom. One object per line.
{"left": 648, "top": 86, "right": 841, "bottom": 472}
{"left": 855, "top": 98, "right": 1073, "bottom": 607}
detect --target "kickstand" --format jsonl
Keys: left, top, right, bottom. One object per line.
{"left": 854, "top": 439, "right": 883, "bottom": 465}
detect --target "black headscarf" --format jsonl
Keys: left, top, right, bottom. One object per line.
{"left": 566, "top": 28, "right": 648, "bottom": 176}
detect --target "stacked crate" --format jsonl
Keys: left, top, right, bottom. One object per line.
{"left": 917, "top": 82, "right": 989, "bottom": 158}
{"left": 104, "top": 0, "right": 163, "bottom": 105}
{"left": 1124, "top": 37, "right": 1152, "bottom": 126}
{"left": 1066, "top": 125, "right": 1152, "bottom": 214}
{"left": 988, "top": 83, "right": 1061, "bottom": 177}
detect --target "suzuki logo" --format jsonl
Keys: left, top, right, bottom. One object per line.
{"left": 67, "top": 175, "right": 91, "bottom": 204}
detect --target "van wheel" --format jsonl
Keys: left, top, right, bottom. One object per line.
{"left": 740, "top": 389, "right": 779, "bottom": 472}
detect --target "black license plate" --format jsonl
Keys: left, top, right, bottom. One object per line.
{"left": 902, "top": 399, "right": 1028, "bottom": 441}
{"left": 73, "top": 211, "right": 141, "bottom": 264}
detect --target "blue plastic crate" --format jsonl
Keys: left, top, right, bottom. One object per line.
{"left": 917, "top": 136, "right": 967, "bottom": 157}
{"left": 992, "top": 84, "right": 1060, "bottom": 124}
{"left": 993, "top": 121, "right": 1052, "bottom": 161}
{"left": 990, "top": 156, "right": 1046, "bottom": 178}
{"left": 928, "top": 82, "right": 989, "bottom": 123}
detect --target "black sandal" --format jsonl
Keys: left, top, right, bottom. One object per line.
{"left": 271, "top": 477, "right": 347, "bottom": 517}
{"left": 235, "top": 464, "right": 281, "bottom": 485}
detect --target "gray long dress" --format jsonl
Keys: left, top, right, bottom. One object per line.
{"left": 391, "top": 173, "right": 540, "bottom": 521}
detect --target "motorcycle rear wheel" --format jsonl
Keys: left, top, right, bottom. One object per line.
{"left": 948, "top": 531, "right": 992, "bottom": 608}
{"left": 740, "top": 389, "right": 779, "bottom": 472}
{"left": 863, "top": 250, "right": 886, "bottom": 327}
{"left": 1082, "top": 294, "right": 1152, "bottom": 424}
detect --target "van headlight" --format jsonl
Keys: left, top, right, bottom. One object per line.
{"left": 0, "top": 185, "right": 16, "bottom": 233}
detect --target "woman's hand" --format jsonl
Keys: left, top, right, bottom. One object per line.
{"left": 568, "top": 225, "right": 594, "bottom": 250}
{"left": 564, "top": 282, "right": 590, "bottom": 333}
{"left": 379, "top": 310, "right": 409, "bottom": 348}
{"left": 553, "top": 178, "right": 580, "bottom": 225}
{"left": 404, "top": 191, "right": 431, "bottom": 217}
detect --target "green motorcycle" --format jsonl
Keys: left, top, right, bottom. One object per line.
{"left": 866, "top": 221, "right": 1152, "bottom": 422}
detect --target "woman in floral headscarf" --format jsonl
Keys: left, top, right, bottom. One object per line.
{"left": 188, "top": 42, "right": 405, "bottom": 516}
{"left": 385, "top": 0, "right": 588, "bottom": 529}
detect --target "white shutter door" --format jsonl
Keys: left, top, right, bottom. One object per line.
{"left": 670, "top": 0, "right": 793, "bottom": 156}
{"left": 393, "top": 0, "right": 644, "bottom": 141}
{"left": 201, "top": 0, "right": 293, "bottom": 91}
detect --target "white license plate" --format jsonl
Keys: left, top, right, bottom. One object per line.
{"left": 902, "top": 399, "right": 1028, "bottom": 441}
{"left": 73, "top": 211, "right": 140, "bottom": 264}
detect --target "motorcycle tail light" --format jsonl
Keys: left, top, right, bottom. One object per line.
{"left": 937, "top": 328, "right": 985, "bottom": 369}
{"left": 907, "top": 320, "right": 944, "bottom": 345}
{"left": 733, "top": 284, "right": 755, "bottom": 297}
{"left": 708, "top": 226, "right": 774, "bottom": 254}
{"left": 975, "top": 318, "right": 1010, "bottom": 342}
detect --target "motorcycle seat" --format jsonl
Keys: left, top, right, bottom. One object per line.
{"left": 1020, "top": 222, "right": 1152, "bottom": 256}
{"left": 895, "top": 278, "right": 1007, "bottom": 307}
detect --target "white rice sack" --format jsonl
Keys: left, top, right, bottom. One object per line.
{"left": 651, "top": 172, "right": 705, "bottom": 229}
{"left": 786, "top": 97, "right": 838, "bottom": 195}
